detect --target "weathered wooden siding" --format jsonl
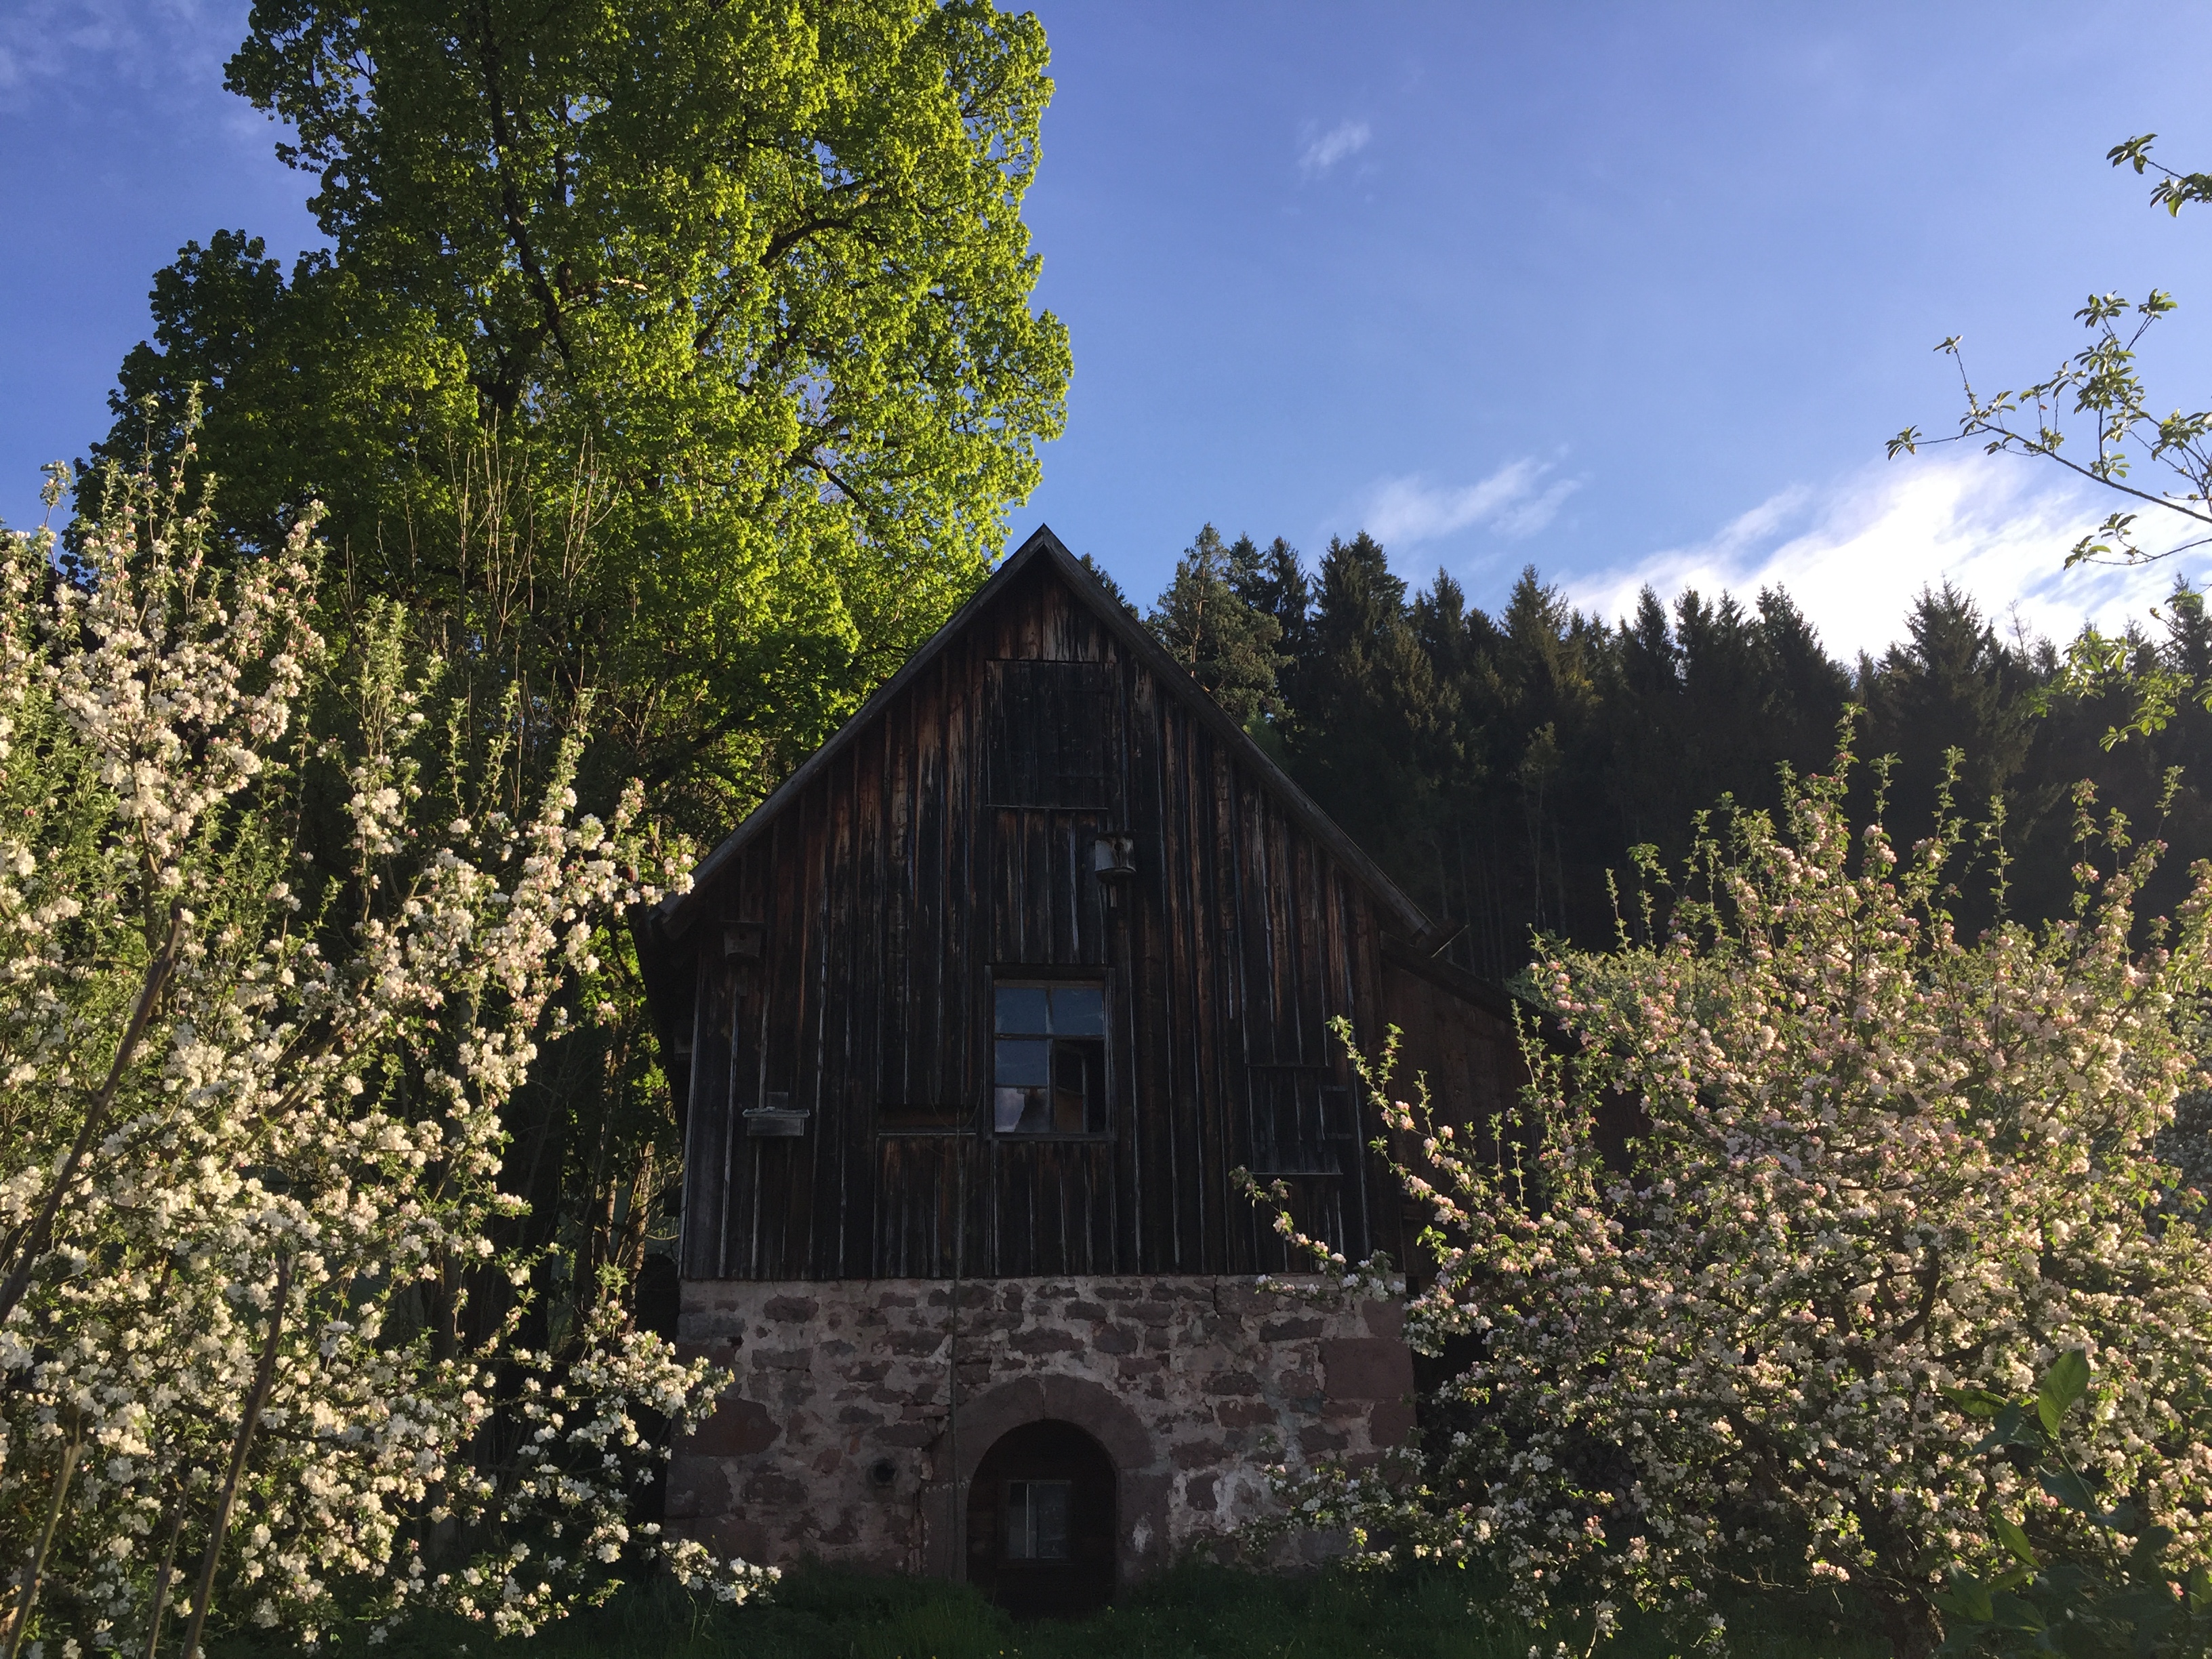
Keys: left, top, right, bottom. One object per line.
{"left": 672, "top": 558, "right": 1417, "bottom": 1282}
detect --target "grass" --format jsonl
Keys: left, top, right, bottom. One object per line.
{"left": 338, "top": 1561, "right": 1891, "bottom": 1659}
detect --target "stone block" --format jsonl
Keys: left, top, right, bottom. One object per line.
{"left": 1300, "top": 1424, "right": 1351, "bottom": 1454}
{"left": 874, "top": 1420, "right": 941, "bottom": 1448}
{"left": 1202, "top": 1369, "right": 1263, "bottom": 1396}
{"left": 1361, "top": 1299, "right": 1406, "bottom": 1342}
{"left": 1261, "top": 1316, "right": 1325, "bottom": 1341}
{"left": 742, "top": 1469, "right": 810, "bottom": 1506}
{"left": 701, "top": 1514, "right": 768, "bottom": 1563}
{"left": 1171, "top": 1438, "right": 1223, "bottom": 1469}
{"left": 1093, "top": 1325, "right": 1138, "bottom": 1355}
{"left": 1321, "top": 1337, "right": 1410, "bottom": 1401}
{"left": 663, "top": 1459, "right": 731, "bottom": 1520}
{"left": 1212, "top": 1282, "right": 1284, "bottom": 1318}
{"left": 680, "top": 1395, "right": 779, "bottom": 1458}
{"left": 1370, "top": 1397, "right": 1417, "bottom": 1446}
{"left": 1214, "top": 1399, "right": 1275, "bottom": 1429}
{"left": 763, "top": 1294, "right": 819, "bottom": 1322}
{"left": 1010, "top": 1326, "right": 1080, "bottom": 1355}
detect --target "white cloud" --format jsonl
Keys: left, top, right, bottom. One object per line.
{"left": 1362, "top": 459, "right": 1582, "bottom": 547}
{"left": 1298, "top": 118, "right": 1371, "bottom": 177}
{"left": 1567, "top": 455, "right": 2194, "bottom": 660}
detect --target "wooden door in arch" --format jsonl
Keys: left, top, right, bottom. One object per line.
{"left": 965, "top": 1418, "right": 1116, "bottom": 1615}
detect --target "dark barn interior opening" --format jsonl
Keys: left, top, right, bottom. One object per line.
{"left": 966, "top": 1419, "right": 1117, "bottom": 1616}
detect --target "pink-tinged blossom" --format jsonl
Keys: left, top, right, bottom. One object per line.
{"left": 0, "top": 458, "right": 765, "bottom": 1653}
{"left": 1261, "top": 750, "right": 2212, "bottom": 1650}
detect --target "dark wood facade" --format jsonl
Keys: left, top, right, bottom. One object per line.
{"left": 637, "top": 529, "right": 1521, "bottom": 1284}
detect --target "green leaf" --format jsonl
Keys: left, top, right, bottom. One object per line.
{"left": 2036, "top": 1349, "right": 2091, "bottom": 1434}
{"left": 1943, "top": 1576, "right": 1996, "bottom": 1624}
{"left": 1993, "top": 1514, "right": 2039, "bottom": 1568}
{"left": 1946, "top": 1385, "right": 2009, "bottom": 1420}
{"left": 2039, "top": 1467, "right": 2102, "bottom": 1515}
{"left": 2187, "top": 1564, "right": 2211, "bottom": 1613}
{"left": 1988, "top": 1590, "right": 2045, "bottom": 1631}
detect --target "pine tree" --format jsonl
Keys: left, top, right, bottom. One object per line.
{"left": 1146, "top": 525, "right": 1286, "bottom": 723}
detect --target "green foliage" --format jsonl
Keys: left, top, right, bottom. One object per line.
{"left": 90, "top": 0, "right": 1070, "bottom": 823}
{"left": 1890, "top": 134, "right": 2212, "bottom": 743}
{"left": 1145, "top": 525, "right": 1287, "bottom": 723}
{"left": 1937, "top": 1353, "right": 2212, "bottom": 1657}
{"left": 1136, "top": 520, "right": 2212, "bottom": 981}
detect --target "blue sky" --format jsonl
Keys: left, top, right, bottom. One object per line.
{"left": 7, "top": 1, "right": 2212, "bottom": 656}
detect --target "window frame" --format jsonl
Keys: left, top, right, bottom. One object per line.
{"left": 987, "top": 968, "right": 1113, "bottom": 1141}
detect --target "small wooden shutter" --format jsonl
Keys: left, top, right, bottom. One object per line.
{"left": 985, "top": 661, "right": 1115, "bottom": 808}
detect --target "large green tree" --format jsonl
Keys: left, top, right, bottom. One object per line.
{"left": 91, "top": 0, "right": 1070, "bottom": 823}
{"left": 79, "top": 0, "right": 1070, "bottom": 1372}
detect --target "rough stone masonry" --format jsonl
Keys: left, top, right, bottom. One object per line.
{"left": 668, "top": 1274, "right": 1416, "bottom": 1584}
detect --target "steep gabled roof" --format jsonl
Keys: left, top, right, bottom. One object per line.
{"left": 655, "top": 525, "right": 1439, "bottom": 945}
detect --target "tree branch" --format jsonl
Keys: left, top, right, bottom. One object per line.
{"left": 0, "top": 903, "right": 186, "bottom": 1331}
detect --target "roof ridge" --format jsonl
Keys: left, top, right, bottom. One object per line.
{"left": 656, "top": 525, "right": 1438, "bottom": 945}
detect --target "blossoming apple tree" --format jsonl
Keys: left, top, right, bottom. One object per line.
{"left": 0, "top": 453, "right": 766, "bottom": 1656}
{"left": 1277, "top": 748, "right": 2212, "bottom": 1652}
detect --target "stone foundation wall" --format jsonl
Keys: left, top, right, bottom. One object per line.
{"left": 668, "top": 1275, "right": 1414, "bottom": 1584}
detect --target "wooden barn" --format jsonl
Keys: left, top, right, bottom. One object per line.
{"left": 634, "top": 527, "right": 1521, "bottom": 1609}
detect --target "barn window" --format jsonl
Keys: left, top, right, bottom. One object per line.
{"left": 985, "top": 660, "right": 1115, "bottom": 808}
{"left": 993, "top": 981, "right": 1107, "bottom": 1134}
{"left": 1002, "top": 1479, "right": 1072, "bottom": 1560}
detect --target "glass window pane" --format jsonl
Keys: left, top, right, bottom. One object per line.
{"left": 995, "top": 985, "right": 1049, "bottom": 1034}
{"left": 1050, "top": 985, "right": 1105, "bottom": 1036}
{"left": 1005, "top": 1481, "right": 1032, "bottom": 1558}
{"left": 1052, "top": 1043, "right": 1098, "bottom": 1135}
{"left": 994, "top": 1086, "right": 1030, "bottom": 1134}
{"left": 994, "top": 1038, "right": 1050, "bottom": 1087}
{"left": 1033, "top": 1481, "right": 1071, "bottom": 1559}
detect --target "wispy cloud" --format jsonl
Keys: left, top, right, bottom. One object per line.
{"left": 1567, "top": 456, "right": 2192, "bottom": 659}
{"left": 1298, "top": 117, "right": 1371, "bottom": 177}
{"left": 1361, "top": 459, "right": 1582, "bottom": 548}
{"left": 0, "top": 0, "right": 234, "bottom": 116}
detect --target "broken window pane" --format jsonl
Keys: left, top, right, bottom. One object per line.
{"left": 1049, "top": 984, "right": 1105, "bottom": 1036}
{"left": 994, "top": 981, "right": 1107, "bottom": 1136}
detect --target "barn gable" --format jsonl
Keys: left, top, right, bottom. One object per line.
{"left": 639, "top": 525, "right": 1525, "bottom": 1591}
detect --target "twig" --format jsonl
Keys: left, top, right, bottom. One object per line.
{"left": 176, "top": 1252, "right": 297, "bottom": 1659}
{"left": 0, "top": 1418, "right": 84, "bottom": 1659}
{"left": 0, "top": 903, "right": 187, "bottom": 1330}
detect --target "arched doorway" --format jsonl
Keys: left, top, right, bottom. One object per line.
{"left": 965, "top": 1418, "right": 1116, "bottom": 1615}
